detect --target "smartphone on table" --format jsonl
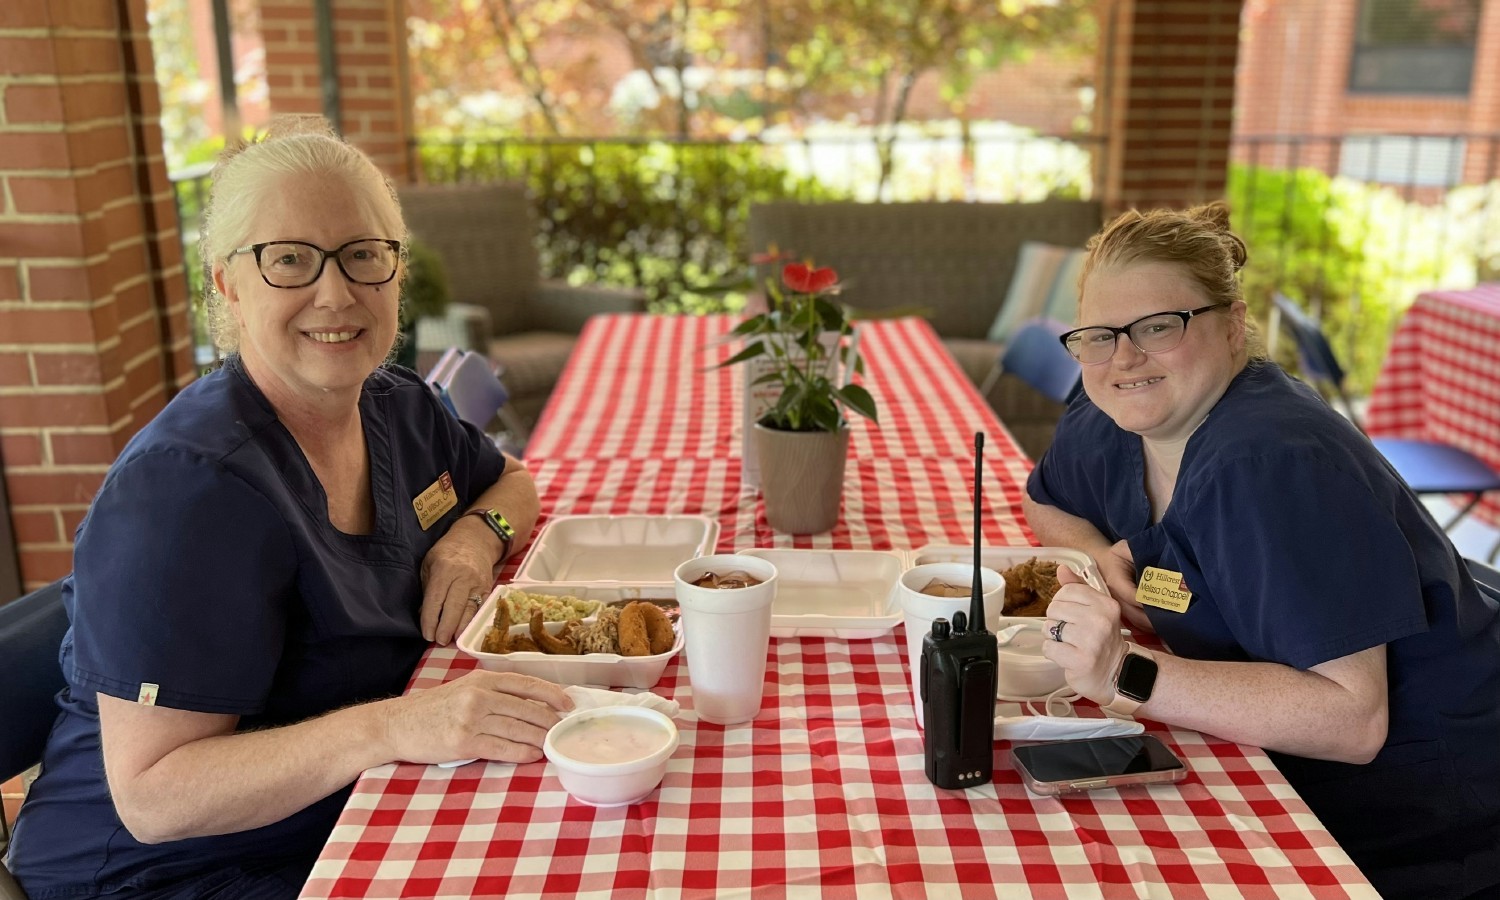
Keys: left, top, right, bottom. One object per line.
{"left": 1011, "top": 734, "right": 1187, "bottom": 795}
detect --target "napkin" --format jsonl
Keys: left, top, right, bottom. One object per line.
{"left": 438, "top": 685, "right": 680, "bottom": 768}
{"left": 994, "top": 714, "right": 1145, "bottom": 742}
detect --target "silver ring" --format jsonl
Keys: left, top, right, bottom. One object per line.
{"left": 1049, "top": 620, "right": 1067, "bottom": 643}
{"left": 467, "top": 593, "right": 484, "bottom": 607}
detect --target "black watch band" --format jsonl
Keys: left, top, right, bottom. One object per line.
{"left": 464, "top": 508, "right": 516, "bottom": 560}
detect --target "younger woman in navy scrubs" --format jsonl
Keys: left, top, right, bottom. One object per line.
{"left": 9, "top": 117, "right": 573, "bottom": 899}
{"left": 1024, "top": 204, "right": 1500, "bottom": 900}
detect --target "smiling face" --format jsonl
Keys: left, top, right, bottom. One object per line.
{"left": 1076, "top": 261, "right": 1247, "bottom": 443}
{"left": 214, "top": 170, "right": 401, "bottom": 412}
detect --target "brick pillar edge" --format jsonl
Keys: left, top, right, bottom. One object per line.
{"left": 259, "top": 0, "right": 412, "bottom": 181}
{"left": 0, "top": 0, "right": 193, "bottom": 591}
{"left": 1096, "top": 0, "right": 1245, "bottom": 216}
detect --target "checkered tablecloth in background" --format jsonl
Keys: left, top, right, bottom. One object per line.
{"left": 302, "top": 315, "right": 1376, "bottom": 899}
{"left": 1366, "top": 284, "right": 1500, "bottom": 524}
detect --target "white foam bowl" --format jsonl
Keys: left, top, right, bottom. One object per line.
{"left": 544, "top": 707, "right": 680, "bottom": 807}
{"left": 995, "top": 615, "right": 1068, "bottom": 698}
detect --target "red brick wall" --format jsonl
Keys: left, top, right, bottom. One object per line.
{"left": 1096, "top": 0, "right": 1244, "bottom": 214}
{"left": 0, "top": 0, "right": 193, "bottom": 591}
{"left": 259, "top": 0, "right": 412, "bottom": 180}
{"left": 1234, "top": 0, "right": 1500, "bottom": 182}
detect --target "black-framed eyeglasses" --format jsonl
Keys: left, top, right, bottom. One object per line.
{"left": 227, "top": 238, "right": 402, "bottom": 289}
{"left": 1059, "top": 304, "right": 1228, "bottom": 365}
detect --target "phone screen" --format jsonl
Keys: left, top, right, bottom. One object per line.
{"left": 1012, "top": 735, "right": 1184, "bottom": 783}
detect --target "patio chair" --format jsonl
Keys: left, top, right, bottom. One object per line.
{"left": 978, "top": 318, "right": 1081, "bottom": 459}
{"left": 1272, "top": 292, "right": 1500, "bottom": 532}
{"left": 1465, "top": 556, "right": 1500, "bottom": 597}
{"left": 1, "top": 579, "right": 68, "bottom": 899}
{"left": 398, "top": 184, "right": 647, "bottom": 431}
{"left": 425, "top": 348, "right": 528, "bottom": 455}
{"left": 746, "top": 199, "right": 1101, "bottom": 388}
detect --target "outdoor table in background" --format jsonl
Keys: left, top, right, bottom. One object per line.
{"left": 300, "top": 314, "right": 1376, "bottom": 899}
{"left": 1366, "top": 284, "right": 1500, "bottom": 524}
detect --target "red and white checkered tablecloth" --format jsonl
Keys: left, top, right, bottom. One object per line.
{"left": 1366, "top": 284, "right": 1500, "bottom": 523}
{"left": 301, "top": 315, "right": 1376, "bottom": 899}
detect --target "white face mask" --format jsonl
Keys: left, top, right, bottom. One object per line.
{"left": 995, "top": 713, "right": 1144, "bottom": 743}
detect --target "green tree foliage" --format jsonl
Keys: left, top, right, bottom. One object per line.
{"left": 763, "top": 0, "right": 1092, "bottom": 195}
{"left": 406, "top": 0, "right": 1091, "bottom": 148}
{"left": 147, "top": 0, "right": 213, "bottom": 171}
{"left": 408, "top": 0, "right": 753, "bottom": 137}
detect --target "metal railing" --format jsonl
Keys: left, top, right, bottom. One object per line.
{"left": 169, "top": 130, "right": 1500, "bottom": 388}
{"left": 410, "top": 131, "right": 1104, "bottom": 313}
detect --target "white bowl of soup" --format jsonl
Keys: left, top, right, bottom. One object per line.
{"left": 543, "top": 706, "right": 680, "bottom": 807}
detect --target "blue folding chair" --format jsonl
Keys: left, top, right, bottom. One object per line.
{"left": 981, "top": 318, "right": 1082, "bottom": 405}
{"left": 1465, "top": 556, "right": 1500, "bottom": 597}
{"left": 1, "top": 579, "right": 68, "bottom": 897}
{"left": 1272, "top": 292, "right": 1500, "bottom": 535}
{"left": 425, "top": 348, "right": 529, "bottom": 454}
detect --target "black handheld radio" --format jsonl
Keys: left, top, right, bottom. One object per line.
{"left": 921, "top": 432, "right": 999, "bottom": 789}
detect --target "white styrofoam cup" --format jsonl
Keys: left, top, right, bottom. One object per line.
{"left": 673, "top": 554, "right": 779, "bottom": 725}
{"left": 896, "top": 562, "right": 1004, "bottom": 728}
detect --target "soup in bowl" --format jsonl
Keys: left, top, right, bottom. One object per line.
{"left": 543, "top": 706, "right": 680, "bottom": 807}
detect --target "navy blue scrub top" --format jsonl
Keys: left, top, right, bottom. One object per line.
{"left": 10, "top": 356, "right": 505, "bottom": 899}
{"left": 1027, "top": 362, "right": 1500, "bottom": 900}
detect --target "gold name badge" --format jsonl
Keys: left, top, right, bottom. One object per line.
{"left": 412, "top": 470, "right": 457, "bottom": 531}
{"left": 1136, "top": 566, "right": 1193, "bottom": 613}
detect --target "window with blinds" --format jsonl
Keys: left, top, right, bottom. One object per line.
{"left": 1348, "top": 0, "right": 1480, "bottom": 94}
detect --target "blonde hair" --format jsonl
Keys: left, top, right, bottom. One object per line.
{"left": 201, "top": 116, "right": 407, "bottom": 354}
{"left": 1080, "top": 202, "right": 1266, "bottom": 359}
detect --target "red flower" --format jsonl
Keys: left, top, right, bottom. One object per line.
{"left": 782, "top": 262, "right": 838, "bottom": 294}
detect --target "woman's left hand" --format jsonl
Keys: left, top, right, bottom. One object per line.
{"left": 419, "top": 528, "right": 495, "bottom": 645}
{"left": 1040, "top": 564, "right": 1130, "bottom": 704}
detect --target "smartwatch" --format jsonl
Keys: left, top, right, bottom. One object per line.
{"left": 464, "top": 508, "right": 516, "bottom": 560}
{"left": 1102, "top": 642, "right": 1158, "bottom": 716}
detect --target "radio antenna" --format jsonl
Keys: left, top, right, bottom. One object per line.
{"left": 970, "top": 431, "right": 987, "bottom": 634}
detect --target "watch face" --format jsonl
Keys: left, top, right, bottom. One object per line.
{"left": 486, "top": 510, "right": 516, "bottom": 539}
{"left": 1117, "top": 652, "right": 1158, "bottom": 703}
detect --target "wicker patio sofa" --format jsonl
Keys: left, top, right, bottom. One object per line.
{"left": 398, "top": 183, "right": 646, "bottom": 431}
{"left": 747, "top": 199, "right": 1101, "bottom": 457}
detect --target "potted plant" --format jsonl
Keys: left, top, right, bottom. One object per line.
{"left": 720, "top": 260, "right": 878, "bottom": 533}
{"left": 394, "top": 237, "right": 451, "bottom": 371}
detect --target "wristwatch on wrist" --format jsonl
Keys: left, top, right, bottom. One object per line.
{"left": 1102, "top": 642, "right": 1158, "bottom": 716}
{"left": 463, "top": 508, "right": 516, "bottom": 560}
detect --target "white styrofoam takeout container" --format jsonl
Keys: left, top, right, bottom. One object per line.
{"left": 503, "top": 510, "right": 1103, "bottom": 642}
{"left": 457, "top": 583, "right": 683, "bottom": 689}
{"left": 512, "top": 514, "right": 719, "bottom": 585}
{"left": 735, "top": 545, "right": 1104, "bottom": 640}
{"left": 993, "top": 615, "right": 1068, "bottom": 698}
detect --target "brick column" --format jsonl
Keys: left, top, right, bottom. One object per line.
{"left": 0, "top": 0, "right": 194, "bottom": 591}
{"left": 1096, "top": 0, "right": 1244, "bottom": 215}
{"left": 259, "top": 0, "right": 412, "bottom": 180}
{"left": 1465, "top": 0, "right": 1500, "bottom": 183}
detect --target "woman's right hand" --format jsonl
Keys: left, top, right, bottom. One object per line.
{"left": 379, "top": 671, "right": 573, "bottom": 765}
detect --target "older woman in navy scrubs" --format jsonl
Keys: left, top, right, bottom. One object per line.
{"left": 1024, "top": 204, "right": 1500, "bottom": 900}
{"left": 9, "top": 118, "right": 573, "bottom": 899}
